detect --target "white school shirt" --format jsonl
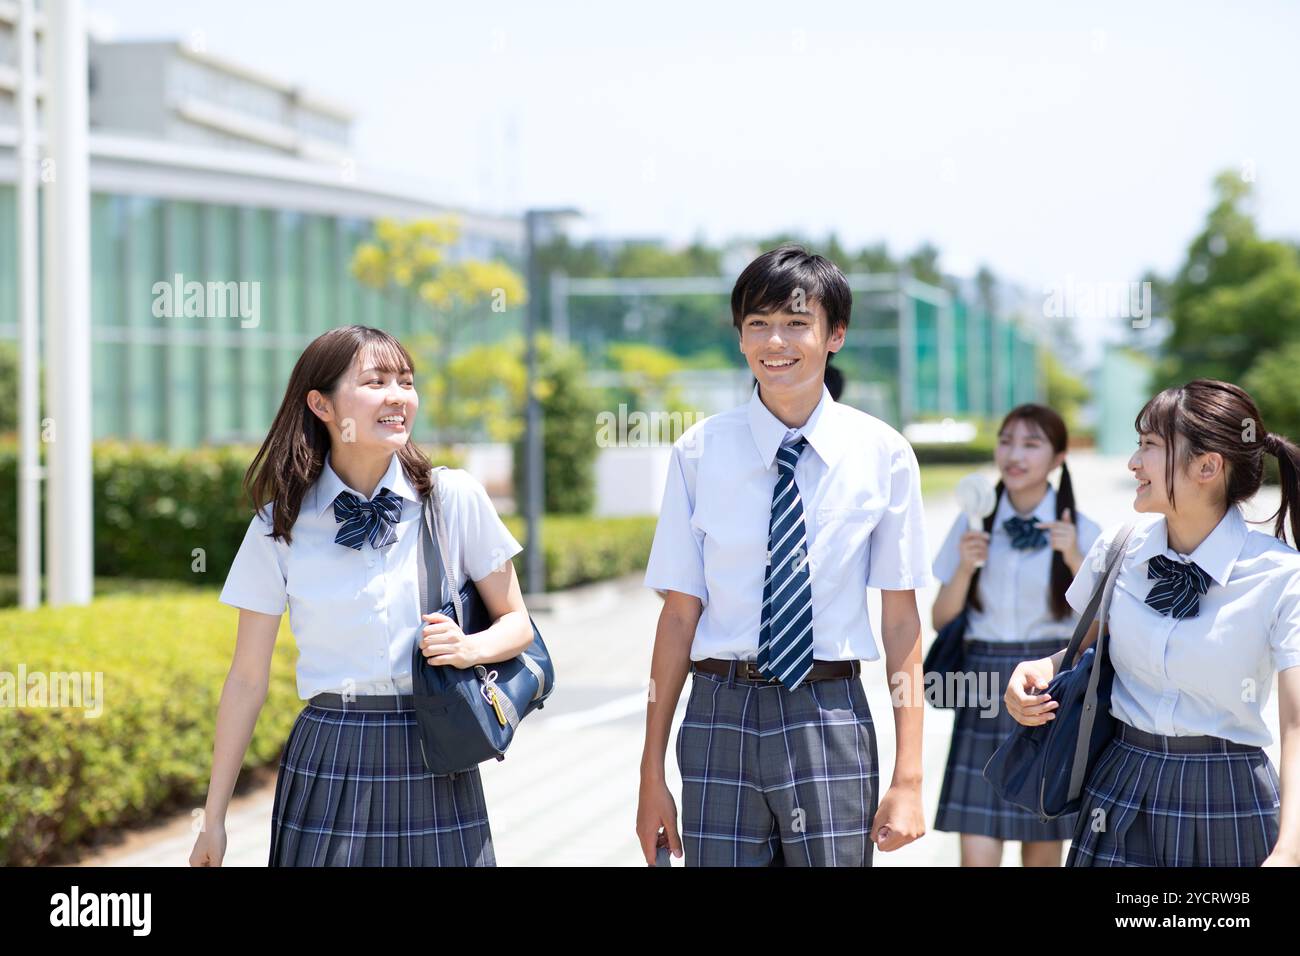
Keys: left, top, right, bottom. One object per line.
{"left": 932, "top": 485, "right": 1102, "bottom": 642}
{"left": 1065, "top": 505, "right": 1300, "bottom": 747}
{"left": 218, "top": 450, "right": 523, "bottom": 701}
{"left": 643, "top": 383, "right": 933, "bottom": 662}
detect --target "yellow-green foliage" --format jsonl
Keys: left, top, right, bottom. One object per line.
{"left": 0, "top": 591, "right": 300, "bottom": 866}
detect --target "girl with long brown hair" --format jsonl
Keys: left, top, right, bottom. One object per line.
{"left": 189, "top": 325, "right": 534, "bottom": 866}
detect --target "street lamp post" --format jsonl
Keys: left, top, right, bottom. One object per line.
{"left": 522, "top": 208, "right": 579, "bottom": 597}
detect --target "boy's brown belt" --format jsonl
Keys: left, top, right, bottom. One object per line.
{"left": 692, "top": 657, "right": 860, "bottom": 684}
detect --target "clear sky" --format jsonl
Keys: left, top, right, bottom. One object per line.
{"left": 91, "top": 0, "right": 1299, "bottom": 317}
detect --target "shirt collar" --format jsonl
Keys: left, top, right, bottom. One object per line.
{"left": 307, "top": 450, "right": 419, "bottom": 518}
{"left": 995, "top": 485, "right": 1057, "bottom": 526}
{"left": 747, "top": 382, "right": 841, "bottom": 470}
{"left": 1129, "top": 505, "right": 1247, "bottom": 587}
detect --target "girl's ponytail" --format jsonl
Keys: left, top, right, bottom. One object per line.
{"left": 965, "top": 480, "right": 1005, "bottom": 614}
{"left": 1265, "top": 432, "right": 1300, "bottom": 547}
{"left": 1049, "top": 461, "right": 1077, "bottom": 619}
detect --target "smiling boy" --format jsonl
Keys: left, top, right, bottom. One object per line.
{"left": 636, "top": 244, "right": 932, "bottom": 866}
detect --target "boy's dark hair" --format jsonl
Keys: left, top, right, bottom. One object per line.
{"left": 824, "top": 361, "right": 844, "bottom": 401}
{"left": 730, "top": 244, "right": 852, "bottom": 335}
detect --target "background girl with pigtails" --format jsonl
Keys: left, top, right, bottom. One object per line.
{"left": 930, "top": 404, "right": 1101, "bottom": 866}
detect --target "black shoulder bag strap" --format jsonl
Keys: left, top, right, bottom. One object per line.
{"left": 1064, "top": 521, "right": 1137, "bottom": 802}
{"left": 416, "top": 467, "right": 462, "bottom": 626}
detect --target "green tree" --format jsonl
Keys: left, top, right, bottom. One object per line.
{"left": 903, "top": 242, "right": 944, "bottom": 286}
{"left": 1244, "top": 341, "right": 1300, "bottom": 443}
{"left": 434, "top": 335, "right": 601, "bottom": 514}
{"left": 1042, "top": 349, "right": 1091, "bottom": 432}
{"left": 603, "top": 342, "right": 692, "bottom": 416}
{"left": 1155, "top": 172, "right": 1300, "bottom": 388}
{"left": 351, "top": 216, "right": 527, "bottom": 443}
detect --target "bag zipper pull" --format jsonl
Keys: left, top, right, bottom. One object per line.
{"left": 477, "top": 666, "right": 508, "bottom": 727}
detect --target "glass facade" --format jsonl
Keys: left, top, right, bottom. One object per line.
{"left": 0, "top": 184, "right": 520, "bottom": 448}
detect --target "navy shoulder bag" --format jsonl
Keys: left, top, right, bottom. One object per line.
{"left": 982, "top": 521, "right": 1136, "bottom": 820}
{"left": 922, "top": 609, "right": 969, "bottom": 709}
{"left": 410, "top": 467, "right": 555, "bottom": 776}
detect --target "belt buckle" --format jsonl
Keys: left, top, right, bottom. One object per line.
{"left": 743, "top": 661, "right": 778, "bottom": 684}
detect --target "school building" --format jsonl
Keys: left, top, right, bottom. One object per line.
{"left": 0, "top": 19, "right": 524, "bottom": 450}
{"left": 1, "top": 15, "right": 1041, "bottom": 455}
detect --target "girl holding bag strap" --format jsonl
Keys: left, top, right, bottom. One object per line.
{"left": 930, "top": 404, "right": 1101, "bottom": 866}
{"left": 190, "top": 325, "right": 532, "bottom": 867}
{"left": 1007, "top": 380, "right": 1300, "bottom": 867}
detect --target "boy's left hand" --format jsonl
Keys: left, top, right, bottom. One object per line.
{"left": 871, "top": 784, "right": 926, "bottom": 852}
{"left": 420, "top": 612, "right": 479, "bottom": 668}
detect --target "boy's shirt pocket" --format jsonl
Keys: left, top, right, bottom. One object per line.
{"left": 812, "top": 504, "right": 881, "bottom": 585}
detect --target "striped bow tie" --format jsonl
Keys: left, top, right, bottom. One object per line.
{"left": 1002, "top": 515, "right": 1048, "bottom": 550}
{"left": 1144, "top": 554, "right": 1212, "bottom": 620}
{"left": 333, "top": 487, "right": 403, "bottom": 550}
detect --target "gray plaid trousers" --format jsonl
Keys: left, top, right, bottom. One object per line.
{"left": 675, "top": 663, "right": 880, "bottom": 866}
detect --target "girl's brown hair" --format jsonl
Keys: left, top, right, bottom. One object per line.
{"left": 968, "top": 403, "right": 1077, "bottom": 619}
{"left": 1135, "top": 379, "right": 1300, "bottom": 545}
{"left": 242, "top": 325, "right": 434, "bottom": 543}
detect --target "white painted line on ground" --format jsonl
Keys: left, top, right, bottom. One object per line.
{"left": 542, "top": 687, "right": 669, "bottom": 730}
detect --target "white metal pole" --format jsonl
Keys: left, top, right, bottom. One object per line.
{"left": 42, "top": 0, "right": 95, "bottom": 606}
{"left": 16, "top": 0, "right": 42, "bottom": 608}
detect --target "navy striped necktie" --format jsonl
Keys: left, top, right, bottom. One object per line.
{"left": 333, "top": 487, "right": 403, "bottom": 550}
{"left": 1003, "top": 514, "right": 1047, "bottom": 550}
{"left": 757, "top": 437, "right": 814, "bottom": 690}
{"left": 1144, "top": 554, "right": 1211, "bottom": 619}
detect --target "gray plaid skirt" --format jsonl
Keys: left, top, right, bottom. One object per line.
{"left": 1066, "top": 719, "right": 1281, "bottom": 867}
{"left": 675, "top": 663, "right": 879, "bottom": 866}
{"left": 935, "top": 638, "right": 1078, "bottom": 841}
{"left": 268, "top": 693, "right": 495, "bottom": 867}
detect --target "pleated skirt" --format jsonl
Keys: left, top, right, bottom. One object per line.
{"left": 934, "top": 638, "right": 1078, "bottom": 841}
{"left": 1067, "top": 720, "right": 1281, "bottom": 867}
{"left": 268, "top": 693, "right": 496, "bottom": 867}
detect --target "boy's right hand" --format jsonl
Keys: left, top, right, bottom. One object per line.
{"left": 957, "top": 530, "right": 991, "bottom": 572}
{"left": 636, "top": 780, "right": 682, "bottom": 866}
{"left": 189, "top": 822, "right": 227, "bottom": 867}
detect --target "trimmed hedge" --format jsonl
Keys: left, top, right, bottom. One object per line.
{"left": 503, "top": 515, "right": 656, "bottom": 592}
{"left": 0, "top": 592, "right": 301, "bottom": 866}
{"left": 0, "top": 438, "right": 655, "bottom": 599}
{"left": 0, "top": 512, "right": 656, "bottom": 865}
{"left": 910, "top": 437, "right": 997, "bottom": 465}
{"left": 0, "top": 439, "right": 465, "bottom": 586}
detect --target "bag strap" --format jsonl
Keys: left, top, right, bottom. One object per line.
{"left": 416, "top": 481, "right": 439, "bottom": 621}
{"left": 1060, "top": 521, "right": 1135, "bottom": 667}
{"left": 1065, "top": 521, "right": 1137, "bottom": 802}
{"left": 426, "top": 467, "right": 465, "bottom": 626}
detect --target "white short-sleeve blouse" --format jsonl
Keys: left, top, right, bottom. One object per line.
{"left": 219, "top": 450, "right": 523, "bottom": 700}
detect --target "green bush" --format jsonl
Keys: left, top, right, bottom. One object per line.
{"left": 0, "top": 439, "right": 462, "bottom": 586}
{"left": 0, "top": 341, "right": 17, "bottom": 436}
{"left": 502, "top": 515, "right": 656, "bottom": 591}
{"left": 419, "top": 335, "right": 602, "bottom": 515}
{"left": 510, "top": 340, "right": 602, "bottom": 515}
{"left": 0, "top": 510, "right": 656, "bottom": 863}
{"left": 0, "top": 592, "right": 300, "bottom": 866}
{"left": 910, "top": 437, "right": 997, "bottom": 465}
